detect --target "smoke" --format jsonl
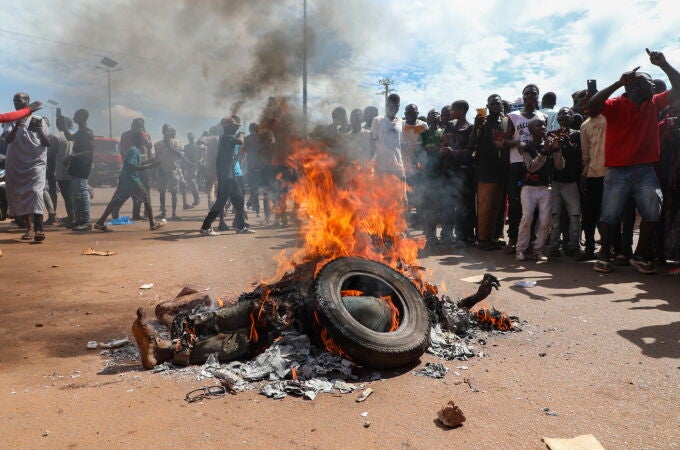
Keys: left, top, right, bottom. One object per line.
{"left": 46, "top": 0, "right": 384, "bottom": 134}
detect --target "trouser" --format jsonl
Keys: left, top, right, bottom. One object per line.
{"left": 47, "top": 176, "right": 58, "bottom": 211}
{"left": 43, "top": 189, "right": 55, "bottom": 215}
{"left": 517, "top": 185, "right": 551, "bottom": 254}
{"left": 476, "top": 181, "right": 504, "bottom": 242}
{"left": 181, "top": 167, "right": 199, "bottom": 205}
{"left": 57, "top": 179, "right": 73, "bottom": 223}
{"left": 70, "top": 177, "right": 90, "bottom": 225}
{"left": 581, "top": 177, "right": 603, "bottom": 253}
{"left": 549, "top": 181, "right": 581, "bottom": 252}
{"left": 441, "top": 167, "right": 474, "bottom": 241}
{"left": 132, "top": 171, "right": 152, "bottom": 218}
{"left": 201, "top": 177, "right": 245, "bottom": 230}
{"left": 506, "top": 162, "right": 525, "bottom": 243}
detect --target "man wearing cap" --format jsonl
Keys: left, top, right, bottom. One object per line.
{"left": 588, "top": 48, "right": 679, "bottom": 274}
{"left": 199, "top": 115, "right": 254, "bottom": 236}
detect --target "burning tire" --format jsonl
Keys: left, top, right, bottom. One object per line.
{"left": 313, "top": 257, "right": 430, "bottom": 369}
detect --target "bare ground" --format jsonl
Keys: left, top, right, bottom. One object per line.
{"left": 1, "top": 187, "right": 678, "bottom": 449}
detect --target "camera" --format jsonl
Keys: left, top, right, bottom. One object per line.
{"left": 27, "top": 116, "right": 42, "bottom": 132}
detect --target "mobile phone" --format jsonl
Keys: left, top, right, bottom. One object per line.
{"left": 587, "top": 79, "right": 597, "bottom": 95}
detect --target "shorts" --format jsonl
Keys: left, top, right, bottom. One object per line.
{"left": 156, "top": 168, "right": 181, "bottom": 193}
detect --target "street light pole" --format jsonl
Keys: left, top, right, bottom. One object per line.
{"left": 96, "top": 56, "right": 120, "bottom": 138}
{"left": 302, "top": 0, "right": 308, "bottom": 137}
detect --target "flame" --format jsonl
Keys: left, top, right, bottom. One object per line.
{"left": 474, "top": 308, "right": 513, "bottom": 331}
{"left": 380, "top": 295, "right": 400, "bottom": 332}
{"left": 312, "top": 309, "right": 352, "bottom": 360}
{"left": 248, "top": 311, "right": 259, "bottom": 343}
{"left": 341, "top": 289, "right": 364, "bottom": 297}
{"left": 216, "top": 296, "right": 225, "bottom": 308}
{"left": 267, "top": 140, "right": 424, "bottom": 282}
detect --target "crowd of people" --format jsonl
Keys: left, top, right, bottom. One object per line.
{"left": 1, "top": 49, "right": 679, "bottom": 275}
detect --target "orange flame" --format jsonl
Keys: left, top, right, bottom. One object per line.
{"left": 380, "top": 295, "right": 400, "bottom": 332}
{"left": 341, "top": 289, "right": 364, "bottom": 297}
{"left": 474, "top": 308, "right": 513, "bottom": 331}
{"left": 312, "top": 309, "right": 352, "bottom": 360}
{"left": 267, "top": 141, "right": 424, "bottom": 283}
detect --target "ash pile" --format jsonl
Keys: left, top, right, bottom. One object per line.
{"left": 101, "top": 259, "right": 520, "bottom": 401}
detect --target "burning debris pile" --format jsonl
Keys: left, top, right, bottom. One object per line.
{"left": 117, "top": 137, "right": 521, "bottom": 400}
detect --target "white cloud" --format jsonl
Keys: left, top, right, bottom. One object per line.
{"left": 1, "top": 0, "right": 679, "bottom": 135}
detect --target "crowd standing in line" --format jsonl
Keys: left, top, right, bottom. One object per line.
{"left": 1, "top": 49, "right": 679, "bottom": 275}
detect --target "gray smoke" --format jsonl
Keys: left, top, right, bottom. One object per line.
{"left": 47, "top": 0, "right": 385, "bottom": 134}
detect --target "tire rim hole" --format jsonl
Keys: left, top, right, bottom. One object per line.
{"left": 339, "top": 274, "right": 403, "bottom": 333}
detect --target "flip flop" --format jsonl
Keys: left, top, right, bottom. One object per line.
{"left": 34, "top": 231, "right": 45, "bottom": 242}
{"left": 21, "top": 231, "right": 35, "bottom": 240}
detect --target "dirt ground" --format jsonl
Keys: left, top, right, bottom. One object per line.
{"left": 1, "top": 187, "right": 678, "bottom": 449}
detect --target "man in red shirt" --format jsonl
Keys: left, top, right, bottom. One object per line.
{"left": 589, "top": 49, "right": 679, "bottom": 274}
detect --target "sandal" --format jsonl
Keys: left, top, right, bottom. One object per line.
{"left": 34, "top": 231, "right": 45, "bottom": 242}
{"left": 21, "top": 231, "right": 35, "bottom": 240}
{"left": 150, "top": 221, "right": 165, "bottom": 231}
{"left": 593, "top": 260, "right": 611, "bottom": 273}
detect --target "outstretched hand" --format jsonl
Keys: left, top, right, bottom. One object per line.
{"left": 647, "top": 48, "right": 666, "bottom": 66}
{"left": 28, "top": 101, "right": 43, "bottom": 113}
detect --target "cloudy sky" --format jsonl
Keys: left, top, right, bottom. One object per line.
{"left": 0, "top": 0, "right": 677, "bottom": 141}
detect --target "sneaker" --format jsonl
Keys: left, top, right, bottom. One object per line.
{"left": 93, "top": 223, "right": 112, "bottom": 232}
{"left": 515, "top": 251, "right": 526, "bottom": 261}
{"left": 503, "top": 243, "right": 516, "bottom": 254}
{"left": 217, "top": 223, "right": 230, "bottom": 232}
{"left": 236, "top": 226, "right": 255, "bottom": 234}
{"left": 200, "top": 227, "right": 219, "bottom": 236}
{"left": 535, "top": 253, "right": 549, "bottom": 264}
{"left": 614, "top": 254, "right": 629, "bottom": 266}
{"left": 628, "top": 256, "right": 657, "bottom": 274}
{"left": 72, "top": 223, "right": 92, "bottom": 231}
{"left": 594, "top": 260, "right": 611, "bottom": 273}
{"left": 150, "top": 221, "right": 165, "bottom": 231}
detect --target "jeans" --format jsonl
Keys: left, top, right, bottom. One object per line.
{"left": 201, "top": 177, "right": 245, "bottom": 230}
{"left": 70, "top": 177, "right": 90, "bottom": 225}
{"left": 517, "top": 185, "right": 552, "bottom": 255}
{"left": 600, "top": 164, "right": 662, "bottom": 224}
{"left": 549, "top": 181, "right": 581, "bottom": 252}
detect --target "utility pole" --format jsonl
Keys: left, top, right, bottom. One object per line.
{"left": 377, "top": 78, "right": 395, "bottom": 111}
{"left": 302, "top": 0, "right": 308, "bottom": 137}
{"left": 96, "top": 56, "right": 122, "bottom": 138}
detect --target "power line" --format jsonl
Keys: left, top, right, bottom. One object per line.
{"left": 0, "top": 28, "right": 166, "bottom": 64}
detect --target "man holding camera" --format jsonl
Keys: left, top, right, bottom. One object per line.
{"left": 4, "top": 92, "right": 48, "bottom": 241}
{"left": 589, "top": 48, "right": 679, "bottom": 274}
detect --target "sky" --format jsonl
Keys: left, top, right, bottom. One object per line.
{"left": 0, "top": 0, "right": 678, "bottom": 142}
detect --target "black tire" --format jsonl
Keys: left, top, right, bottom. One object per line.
{"left": 313, "top": 257, "right": 430, "bottom": 369}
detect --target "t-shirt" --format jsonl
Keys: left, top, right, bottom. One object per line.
{"left": 118, "top": 145, "right": 142, "bottom": 187}
{"left": 580, "top": 115, "right": 607, "bottom": 178}
{"left": 475, "top": 117, "right": 508, "bottom": 184}
{"left": 216, "top": 133, "right": 243, "bottom": 181}
{"left": 508, "top": 110, "right": 547, "bottom": 163}
{"left": 522, "top": 141, "right": 564, "bottom": 186}
{"left": 552, "top": 130, "right": 582, "bottom": 183}
{"left": 154, "top": 139, "right": 183, "bottom": 173}
{"left": 68, "top": 127, "right": 94, "bottom": 179}
{"left": 370, "top": 116, "right": 405, "bottom": 175}
{"left": 345, "top": 129, "right": 373, "bottom": 165}
{"left": 402, "top": 120, "right": 428, "bottom": 176}
{"left": 541, "top": 107, "right": 558, "bottom": 132}
{"left": 601, "top": 90, "right": 670, "bottom": 167}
